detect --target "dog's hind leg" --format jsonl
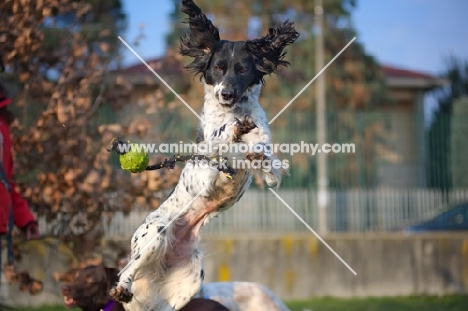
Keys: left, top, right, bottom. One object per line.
{"left": 110, "top": 211, "right": 173, "bottom": 304}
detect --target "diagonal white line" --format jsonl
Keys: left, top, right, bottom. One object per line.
{"left": 118, "top": 36, "right": 204, "bottom": 123}
{"left": 118, "top": 187, "right": 206, "bottom": 276}
{"left": 268, "top": 37, "right": 356, "bottom": 124}
{"left": 269, "top": 188, "right": 357, "bottom": 275}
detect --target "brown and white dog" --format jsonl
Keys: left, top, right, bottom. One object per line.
{"left": 60, "top": 265, "right": 230, "bottom": 311}
{"left": 61, "top": 264, "right": 289, "bottom": 311}
{"left": 61, "top": 265, "right": 125, "bottom": 311}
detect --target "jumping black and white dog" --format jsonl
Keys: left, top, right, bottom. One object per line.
{"left": 110, "top": 1, "right": 298, "bottom": 310}
{"left": 179, "top": 0, "right": 299, "bottom": 220}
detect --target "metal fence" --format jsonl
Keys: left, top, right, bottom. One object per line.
{"left": 26, "top": 102, "right": 468, "bottom": 237}
{"left": 62, "top": 188, "right": 468, "bottom": 239}
{"left": 95, "top": 108, "right": 455, "bottom": 190}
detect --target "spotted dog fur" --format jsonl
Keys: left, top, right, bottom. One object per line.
{"left": 109, "top": 138, "right": 255, "bottom": 310}
{"left": 110, "top": 0, "right": 298, "bottom": 310}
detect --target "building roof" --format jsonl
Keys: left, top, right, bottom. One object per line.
{"left": 121, "top": 57, "right": 448, "bottom": 90}
{"left": 123, "top": 56, "right": 186, "bottom": 75}
{"left": 382, "top": 65, "right": 436, "bottom": 79}
{"left": 118, "top": 55, "right": 190, "bottom": 87}
{"left": 381, "top": 64, "right": 448, "bottom": 90}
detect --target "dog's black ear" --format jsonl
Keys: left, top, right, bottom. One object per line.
{"left": 180, "top": 0, "right": 220, "bottom": 75}
{"left": 104, "top": 267, "right": 119, "bottom": 287}
{"left": 246, "top": 20, "right": 299, "bottom": 75}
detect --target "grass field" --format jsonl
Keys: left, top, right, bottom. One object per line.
{"left": 12, "top": 295, "right": 468, "bottom": 311}
{"left": 287, "top": 295, "right": 468, "bottom": 311}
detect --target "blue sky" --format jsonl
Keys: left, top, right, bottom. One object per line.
{"left": 120, "top": 0, "right": 468, "bottom": 75}
{"left": 353, "top": 0, "right": 468, "bottom": 74}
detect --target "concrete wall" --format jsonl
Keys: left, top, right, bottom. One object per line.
{"left": 201, "top": 233, "right": 468, "bottom": 299}
{"left": 2, "top": 233, "right": 468, "bottom": 307}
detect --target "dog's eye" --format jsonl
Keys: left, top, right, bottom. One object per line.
{"left": 239, "top": 67, "right": 247, "bottom": 73}
{"left": 215, "top": 66, "right": 223, "bottom": 72}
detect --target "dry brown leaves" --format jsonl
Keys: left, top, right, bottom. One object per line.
{"left": 0, "top": 0, "right": 179, "bottom": 255}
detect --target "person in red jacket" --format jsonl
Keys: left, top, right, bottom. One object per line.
{"left": 0, "top": 85, "right": 40, "bottom": 239}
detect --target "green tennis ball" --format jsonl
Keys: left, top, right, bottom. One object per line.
{"left": 119, "top": 143, "right": 149, "bottom": 173}
{"left": 108, "top": 138, "right": 149, "bottom": 173}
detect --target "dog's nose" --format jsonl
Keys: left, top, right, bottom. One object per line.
{"left": 62, "top": 284, "right": 71, "bottom": 295}
{"left": 221, "top": 90, "right": 234, "bottom": 101}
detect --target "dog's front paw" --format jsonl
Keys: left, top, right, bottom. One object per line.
{"left": 234, "top": 115, "right": 257, "bottom": 140}
{"left": 110, "top": 286, "right": 133, "bottom": 303}
{"left": 265, "top": 174, "right": 279, "bottom": 188}
{"left": 246, "top": 153, "right": 282, "bottom": 188}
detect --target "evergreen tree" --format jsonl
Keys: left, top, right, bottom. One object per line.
{"left": 427, "top": 57, "right": 468, "bottom": 189}
{"left": 451, "top": 97, "right": 468, "bottom": 188}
